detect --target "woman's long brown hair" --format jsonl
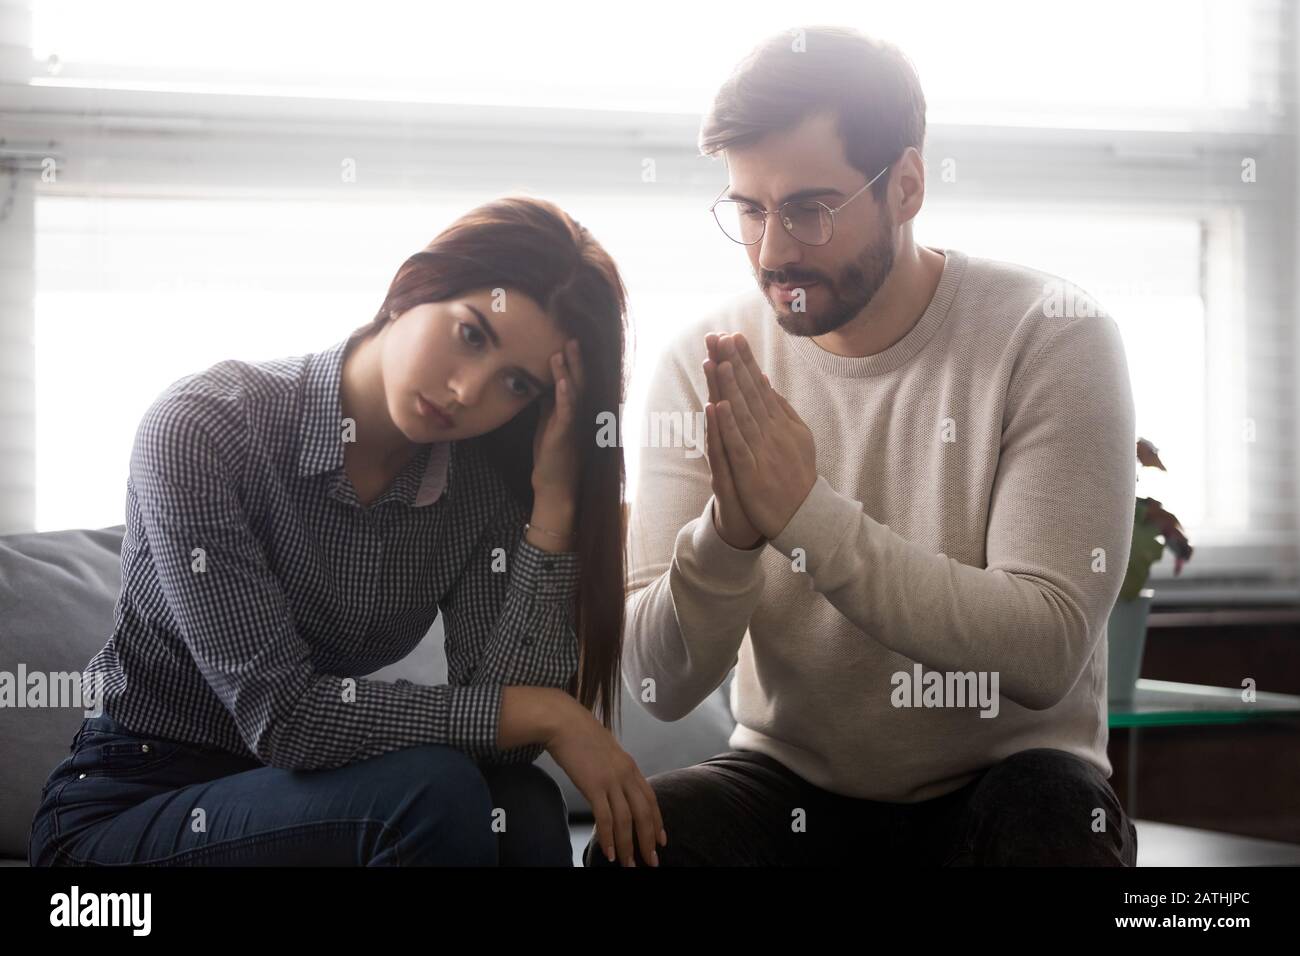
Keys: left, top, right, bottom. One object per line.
{"left": 355, "top": 196, "right": 628, "bottom": 732}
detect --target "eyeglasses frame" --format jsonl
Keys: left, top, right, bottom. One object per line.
{"left": 709, "top": 163, "right": 892, "bottom": 247}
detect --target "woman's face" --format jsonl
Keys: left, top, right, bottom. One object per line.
{"left": 380, "top": 287, "right": 570, "bottom": 441}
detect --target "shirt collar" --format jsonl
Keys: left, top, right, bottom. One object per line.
{"left": 296, "top": 332, "right": 451, "bottom": 508}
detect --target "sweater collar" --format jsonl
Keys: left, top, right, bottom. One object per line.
{"left": 787, "top": 247, "right": 967, "bottom": 378}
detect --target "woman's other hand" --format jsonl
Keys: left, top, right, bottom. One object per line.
{"left": 545, "top": 699, "right": 666, "bottom": 867}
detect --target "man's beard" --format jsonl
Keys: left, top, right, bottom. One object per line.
{"left": 764, "top": 213, "right": 896, "bottom": 338}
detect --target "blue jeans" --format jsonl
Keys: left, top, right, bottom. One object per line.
{"left": 584, "top": 747, "right": 1138, "bottom": 866}
{"left": 29, "top": 713, "right": 571, "bottom": 866}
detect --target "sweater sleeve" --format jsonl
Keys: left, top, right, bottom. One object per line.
{"left": 622, "top": 339, "right": 768, "bottom": 721}
{"left": 768, "top": 313, "right": 1137, "bottom": 711}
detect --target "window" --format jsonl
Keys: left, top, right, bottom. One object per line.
{"left": 34, "top": 191, "right": 749, "bottom": 529}
{"left": 9, "top": 0, "right": 1296, "bottom": 597}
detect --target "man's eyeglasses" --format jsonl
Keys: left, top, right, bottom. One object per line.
{"left": 709, "top": 164, "right": 891, "bottom": 247}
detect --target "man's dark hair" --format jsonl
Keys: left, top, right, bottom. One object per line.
{"left": 699, "top": 25, "right": 927, "bottom": 203}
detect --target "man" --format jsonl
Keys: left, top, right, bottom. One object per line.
{"left": 585, "top": 25, "right": 1138, "bottom": 866}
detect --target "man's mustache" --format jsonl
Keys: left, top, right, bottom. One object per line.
{"left": 764, "top": 269, "right": 827, "bottom": 286}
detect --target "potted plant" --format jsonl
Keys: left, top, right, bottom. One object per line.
{"left": 1107, "top": 437, "right": 1195, "bottom": 703}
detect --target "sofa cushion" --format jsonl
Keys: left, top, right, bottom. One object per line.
{"left": 0, "top": 525, "right": 129, "bottom": 860}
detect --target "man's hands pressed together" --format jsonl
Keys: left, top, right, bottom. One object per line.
{"left": 702, "top": 332, "right": 818, "bottom": 546}
{"left": 703, "top": 333, "right": 763, "bottom": 549}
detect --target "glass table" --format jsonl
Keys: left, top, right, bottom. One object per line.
{"left": 1109, "top": 678, "right": 1300, "bottom": 727}
{"left": 1108, "top": 679, "right": 1300, "bottom": 819}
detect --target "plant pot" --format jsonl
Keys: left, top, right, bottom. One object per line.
{"left": 1106, "top": 587, "right": 1155, "bottom": 704}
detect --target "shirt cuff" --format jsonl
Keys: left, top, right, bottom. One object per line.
{"left": 513, "top": 537, "right": 580, "bottom": 600}
{"left": 444, "top": 682, "right": 504, "bottom": 760}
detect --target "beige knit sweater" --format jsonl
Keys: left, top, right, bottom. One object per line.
{"left": 623, "top": 246, "right": 1136, "bottom": 802}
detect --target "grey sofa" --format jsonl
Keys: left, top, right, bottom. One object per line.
{"left": 0, "top": 525, "right": 736, "bottom": 866}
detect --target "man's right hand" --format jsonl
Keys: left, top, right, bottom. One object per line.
{"left": 704, "top": 332, "right": 765, "bottom": 550}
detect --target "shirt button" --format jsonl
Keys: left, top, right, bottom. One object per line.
{"left": 78, "top": 773, "right": 87, "bottom": 779}
{"left": 522, "top": 637, "right": 534, "bottom": 647}
{"left": 141, "top": 744, "right": 150, "bottom": 753}
{"left": 542, "top": 560, "right": 555, "bottom": 572}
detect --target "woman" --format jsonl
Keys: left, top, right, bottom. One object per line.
{"left": 28, "top": 196, "right": 664, "bottom": 867}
